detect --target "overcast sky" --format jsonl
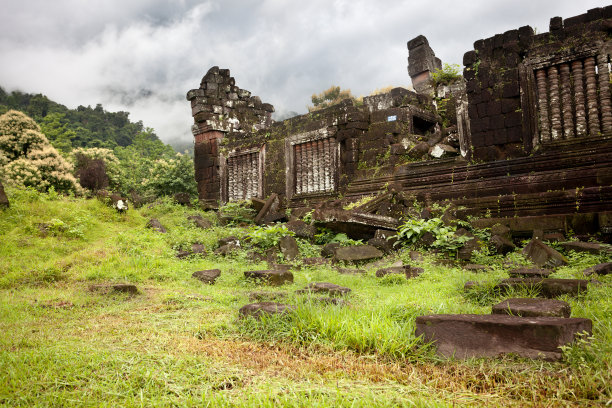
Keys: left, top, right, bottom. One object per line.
{"left": 0, "top": 0, "right": 606, "bottom": 147}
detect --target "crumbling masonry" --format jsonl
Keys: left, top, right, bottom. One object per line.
{"left": 188, "top": 6, "right": 612, "bottom": 237}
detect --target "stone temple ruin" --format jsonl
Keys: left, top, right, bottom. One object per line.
{"left": 187, "top": 6, "right": 612, "bottom": 239}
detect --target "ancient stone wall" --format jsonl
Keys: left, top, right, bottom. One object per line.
{"left": 187, "top": 67, "right": 274, "bottom": 205}
{"left": 187, "top": 6, "right": 612, "bottom": 234}
{"left": 463, "top": 6, "right": 612, "bottom": 161}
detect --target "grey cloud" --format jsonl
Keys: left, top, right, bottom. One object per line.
{"left": 0, "top": 0, "right": 607, "bottom": 147}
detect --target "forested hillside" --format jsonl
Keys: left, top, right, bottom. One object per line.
{"left": 0, "top": 86, "right": 162, "bottom": 151}
{"left": 0, "top": 88, "right": 197, "bottom": 200}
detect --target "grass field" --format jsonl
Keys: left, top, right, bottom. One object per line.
{"left": 0, "top": 187, "right": 611, "bottom": 407}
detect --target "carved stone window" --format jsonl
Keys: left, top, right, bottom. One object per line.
{"left": 286, "top": 129, "right": 338, "bottom": 198}
{"left": 531, "top": 52, "right": 612, "bottom": 143}
{"left": 223, "top": 147, "right": 264, "bottom": 202}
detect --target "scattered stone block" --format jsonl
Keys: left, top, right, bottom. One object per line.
{"left": 336, "top": 268, "right": 367, "bottom": 275}
{"left": 177, "top": 243, "right": 207, "bottom": 259}
{"left": 582, "top": 262, "right": 612, "bottom": 276}
{"left": 321, "top": 243, "right": 341, "bottom": 258}
{"left": 301, "top": 257, "right": 328, "bottom": 266}
{"left": 312, "top": 208, "right": 399, "bottom": 240}
{"left": 238, "top": 302, "right": 295, "bottom": 319}
{"left": 376, "top": 265, "right": 423, "bottom": 278}
{"left": 192, "top": 269, "right": 221, "bottom": 284}
{"left": 254, "top": 193, "right": 279, "bottom": 225}
{"left": 496, "top": 278, "right": 588, "bottom": 297}
{"left": 522, "top": 239, "right": 567, "bottom": 268}
{"left": 508, "top": 267, "right": 552, "bottom": 278}
{"left": 333, "top": 245, "right": 383, "bottom": 263}
{"left": 278, "top": 236, "right": 299, "bottom": 261}
{"left": 89, "top": 283, "right": 138, "bottom": 295}
{"left": 0, "top": 180, "right": 9, "bottom": 208}
{"left": 173, "top": 192, "right": 192, "bottom": 206}
{"left": 491, "top": 234, "right": 516, "bottom": 254}
{"left": 146, "top": 218, "right": 166, "bottom": 233}
{"left": 297, "top": 282, "right": 351, "bottom": 296}
{"left": 286, "top": 220, "right": 316, "bottom": 240}
{"left": 558, "top": 241, "right": 608, "bottom": 255}
{"left": 244, "top": 269, "right": 294, "bottom": 286}
{"left": 415, "top": 314, "right": 592, "bottom": 360}
{"left": 188, "top": 215, "right": 213, "bottom": 229}
{"left": 248, "top": 291, "right": 287, "bottom": 302}
{"left": 491, "top": 298, "right": 571, "bottom": 318}
{"left": 367, "top": 237, "right": 394, "bottom": 253}
{"left": 429, "top": 143, "right": 458, "bottom": 158}
{"left": 464, "top": 264, "right": 489, "bottom": 272}
{"left": 490, "top": 223, "right": 511, "bottom": 239}
{"left": 214, "top": 243, "right": 240, "bottom": 256}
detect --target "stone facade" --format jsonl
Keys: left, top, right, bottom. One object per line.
{"left": 187, "top": 6, "right": 612, "bottom": 235}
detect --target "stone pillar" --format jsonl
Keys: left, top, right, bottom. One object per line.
{"left": 407, "top": 35, "right": 442, "bottom": 95}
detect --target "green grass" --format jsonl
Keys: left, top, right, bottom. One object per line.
{"left": 0, "top": 187, "right": 611, "bottom": 407}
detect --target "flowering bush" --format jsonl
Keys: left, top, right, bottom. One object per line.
{"left": 0, "top": 110, "right": 80, "bottom": 193}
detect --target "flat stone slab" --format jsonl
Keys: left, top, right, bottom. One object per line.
{"left": 496, "top": 278, "right": 588, "bottom": 298}
{"left": 192, "top": 269, "right": 221, "bottom": 284}
{"left": 491, "top": 298, "right": 571, "bottom": 318}
{"left": 315, "top": 297, "right": 349, "bottom": 306}
{"left": 244, "top": 269, "right": 294, "bottom": 286}
{"left": 301, "top": 257, "right": 329, "bottom": 266}
{"left": 508, "top": 267, "right": 552, "bottom": 278}
{"left": 297, "top": 282, "right": 351, "bottom": 296}
{"left": 89, "top": 283, "right": 138, "bottom": 295}
{"left": 583, "top": 262, "right": 612, "bottom": 276}
{"left": 415, "top": 314, "right": 592, "bottom": 360}
{"left": 238, "top": 302, "right": 295, "bottom": 319}
{"left": 375, "top": 266, "right": 423, "bottom": 279}
{"left": 333, "top": 245, "right": 384, "bottom": 263}
{"left": 558, "top": 241, "right": 608, "bottom": 255}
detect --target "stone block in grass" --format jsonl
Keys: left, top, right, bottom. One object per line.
{"left": 192, "top": 269, "right": 221, "bottom": 284}
{"left": 238, "top": 302, "right": 295, "bottom": 319}
{"left": 89, "top": 283, "right": 138, "bottom": 295}
{"left": 146, "top": 218, "right": 166, "bottom": 233}
{"left": 244, "top": 270, "right": 294, "bottom": 286}
{"left": 496, "top": 278, "right": 588, "bottom": 298}
{"left": 333, "top": 245, "right": 383, "bottom": 263}
{"left": 491, "top": 298, "right": 571, "bottom": 318}
{"left": 415, "top": 314, "right": 592, "bottom": 360}
{"left": 297, "top": 282, "right": 351, "bottom": 296}
{"left": 522, "top": 239, "right": 567, "bottom": 268}
{"left": 558, "top": 241, "right": 608, "bottom": 255}
{"left": 582, "top": 262, "right": 612, "bottom": 276}
{"left": 508, "top": 267, "right": 552, "bottom": 278}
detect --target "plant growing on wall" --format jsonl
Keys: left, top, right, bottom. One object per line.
{"left": 308, "top": 86, "right": 354, "bottom": 112}
{"left": 431, "top": 63, "right": 462, "bottom": 88}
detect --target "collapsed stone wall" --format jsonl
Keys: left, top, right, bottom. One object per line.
{"left": 187, "top": 6, "right": 612, "bottom": 235}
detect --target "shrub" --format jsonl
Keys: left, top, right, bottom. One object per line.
{"left": 0, "top": 110, "right": 80, "bottom": 193}
{"left": 72, "top": 147, "right": 121, "bottom": 191}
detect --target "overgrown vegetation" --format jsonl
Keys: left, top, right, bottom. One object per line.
{"left": 0, "top": 188, "right": 610, "bottom": 407}
{"left": 431, "top": 63, "right": 462, "bottom": 88}
{"left": 0, "top": 107, "right": 197, "bottom": 200}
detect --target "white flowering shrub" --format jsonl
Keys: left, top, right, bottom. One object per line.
{"left": 0, "top": 110, "right": 80, "bottom": 193}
